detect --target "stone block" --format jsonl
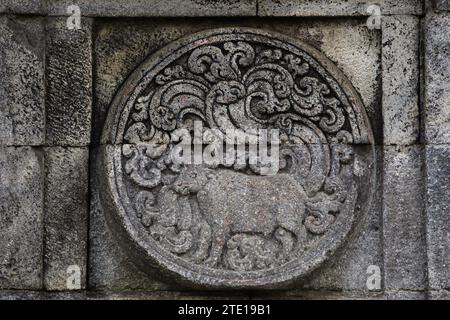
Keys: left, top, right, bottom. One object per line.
{"left": 251, "top": 290, "right": 383, "bottom": 300}
{"left": 88, "top": 291, "right": 249, "bottom": 300}
{"left": 385, "top": 290, "right": 427, "bottom": 300}
{"left": 45, "top": 18, "right": 93, "bottom": 146}
{"left": 0, "top": 1, "right": 43, "bottom": 14}
{"left": 424, "top": 13, "right": 450, "bottom": 144}
{"left": 425, "top": 145, "right": 450, "bottom": 290}
{"left": 45, "top": 0, "right": 257, "bottom": 17}
{"left": 0, "top": 17, "right": 45, "bottom": 146}
{"left": 383, "top": 145, "right": 427, "bottom": 291}
{"left": 43, "top": 147, "right": 89, "bottom": 291}
{"left": 382, "top": 16, "right": 420, "bottom": 145}
{"left": 435, "top": 0, "right": 450, "bottom": 11}
{"left": 0, "top": 147, "right": 44, "bottom": 289}
{"left": 258, "top": 0, "right": 422, "bottom": 17}
{"left": 429, "top": 289, "right": 450, "bottom": 300}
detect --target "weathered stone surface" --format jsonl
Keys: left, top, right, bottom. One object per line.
{"left": 0, "top": 290, "right": 86, "bottom": 300}
{"left": 258, "top": 0, "right": 422, "bottom": 16}
{"left": 0, "top": 147, "right": 43, "bottom": 289}
{"left": 425, "top": 145, "right": 450, "bottom": 290}
{"left": 88, "top": 291, "right": 248, "bottom": 300}
{"left": 302, "top": 146, "right": 382, "bottom": 292}
{"left": 265, "top": 20, "right": 382, "bottom": 144}
{"left": 385, "top": 290, "right": 427, "bottom": 300}
{"left": 89, "top": 150, "right": 171, "bottom": 291}
{"left": 383, "top": 146, "right": 427, "bottom": 291}
{"left": 0, "top": 16, "right": 45, "bottom": 146}
{"left": 382, "top": 16, "right": 420, "bottom": 145}
{"left": 0, "top": 291, "right": 43, "bottom": 300}
{"left": 46, "top": 18, "right": 93, "bottom": 146}
{"left": 45, "top": 0, "right": 257, "bottom": 17}
{"left": 94, "top": 19, "right": 381, "bottom": 145}
{"left": 98, "top": 28, "right": 376, "bottom": 289}
{"left": 43, "top": 147, "right": 89, "bottom": 291}
{"left": 1, "top": 2, "right": 445, "bottom": 300}
{"left": 435, "top": 0, "right": 450, "bottom": 11}
{"left": 251, "top": 290, "right": 383, "bottom": 300}
{"left": 0, "top": 1, "right": 43, "bottom": 14}
{"left": 429, "top": 289, "right": 450, "bottom": 300}
{"left": 424, "top": 13, "right": 450, "bottom": 144}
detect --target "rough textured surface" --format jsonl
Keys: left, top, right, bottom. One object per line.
{"left": 425, "top": 145, "right": 450, "bottom": 291}
{"left": 1, "top": 0, "right": 450, "bottom": 301}
{"left": 0, "top": 16, "right": 45, "bottom": 146}
{"left": 89, "top": 147, "right": 171, "bottom": 291}
{"left": 0, "top": 1, "right": 43, "bottom": 14}
{"left": 43, "top": 147, "right": 89, "bottom": 291}
{"left": 0, "top": 147, "right": 43, "bottom": 289}
{"left": 385, "top": 290, "right": 427, "bottom": 300}
{"left": 45, "top": 0, "right": 257, "bottom": 17}
{"left": 424, "top": 13, "right": 450, "bottom": 144}
{"left": 435, "top": 0, "right": 450, "bottom": 11}
{"left": 251, "top": 290, "right": 383, "bottom": 300}
{"left": 302, "top": 147, "right": 382, "bottom": 293}
{"left": 98, "top": 28, "right": 376, "bottom": 288}
{"left": 429, "top": 290, "right": 450, "bottom": 300}
{"left": 94, "top": 18, "right": 381, "bottom": 145}
{"left": 258, "top": 0, "right": 423, "bottom": 16}
{"left": 46, "top": 18, "right": 92, "bottom": 146}
{"left": 383, "top": 146, "right": 427, "bottom": 291}
{"left": 382, "top": 16, "right": 420, "bottom": 145}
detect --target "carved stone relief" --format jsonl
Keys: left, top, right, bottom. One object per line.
{"left": 99, "top": 28, "right": 375, "bottom": 288}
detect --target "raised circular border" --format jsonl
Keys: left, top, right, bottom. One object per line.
{"left": 99, "top": 27, "right": 376, "bottom": 289}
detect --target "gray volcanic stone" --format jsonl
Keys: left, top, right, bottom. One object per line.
{"left": 426, "top": 145, "right": 450, "bottom": 290}
{"left": 258, "top": 0, "right": 422, "bottom": 16}
{"left": 89, "top": 148, "right": 171, "bottom": 291}
{"left": 94, "top": 19, "right": 381, "bottom": 145}
{"left": 43, "top": 147, "right": 89, "bottom": 291}
{"left": 385, "top": 290, "right": 427, "bottom": 300}
{"left": 0, "top": 291, "right": 43, "bottom": 300}
{"left": 382, "top": 16, "right": 420, "bottom": 145}
{"left": 0, "top": 17, "right": 45, "bottom": 146}
{"left": 46, "top": 18, "right": 93, "bottom": 146}
{"left": 0, "top": 147, "right": 43, "bottom": 289}
{"left": 435, "top": 0, "right": 450, "bottom": 11}
{"left": 429, "top": 289, "right": 450, "bottom": 300}
{"left": 383, "top": 146, "right": 427, "bottom": 291}
{"left": 97, "top": 28, "right": 376, "bottom": 289}
{"left": 88, "top": 291, "right": 248, "bottom": 300}
{"left": 0, "top": 1, "right": 43, "bottom": 14}
{"left": 251, "top": 290, "right": 383, "bottom": 300}
{"left": 302, "top": 146, "right": 382, "bottom": 293}
{"left": 45, "top": 0, "right": 257, "bottom": 17}
{"left": 424, "top": 13, "right": 450, "bottom": 144}
{"left": 0, "top": 290, "right": 87, "bottom": 300}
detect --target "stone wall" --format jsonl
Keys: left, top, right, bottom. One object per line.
{"left": 0, "top": 0, "right": 449, "bottom": 300}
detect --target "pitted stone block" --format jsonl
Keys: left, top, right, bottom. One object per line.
{"left": 0, "top": 17, "right": 45, "bottom": 146}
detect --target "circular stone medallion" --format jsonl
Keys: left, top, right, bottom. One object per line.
{"left": 99, "top": 28, "right": 375, "bottom": 288}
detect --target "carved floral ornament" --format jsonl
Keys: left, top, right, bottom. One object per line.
{"left": 99, "top": 28, "right": 375, "bottom": 288}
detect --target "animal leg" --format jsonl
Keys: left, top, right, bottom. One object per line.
{"left": 204, "top": 227, "right": 227, "bottom": 267}
{"left": 192, "top": 221, "right": 212, "bottom": 263}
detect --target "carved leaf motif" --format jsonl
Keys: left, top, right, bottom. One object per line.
{"left": 102, "top": 29, "right": 374, "bottom": 284}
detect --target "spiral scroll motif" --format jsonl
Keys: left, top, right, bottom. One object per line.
{"left": 99, "top": 28, "right": 375, "bottom": 288}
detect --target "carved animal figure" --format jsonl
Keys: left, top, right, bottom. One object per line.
{"left": 172, "top": 166, "right": 307, "bottom": 267}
